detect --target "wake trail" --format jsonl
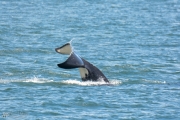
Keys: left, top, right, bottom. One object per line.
{"left": 0, "top": 77, "right": 121, "bottom": 86}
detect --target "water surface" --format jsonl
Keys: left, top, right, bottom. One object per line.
{"left": 0, "top": 0, "right": 180, "bottom": 119}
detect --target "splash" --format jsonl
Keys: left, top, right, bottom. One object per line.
{"left": 61, "top": 79, "right": 122, "bottom": 86}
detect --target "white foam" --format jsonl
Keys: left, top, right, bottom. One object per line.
{"left": 61, "top": 79, "right": 122, "bottom": 86}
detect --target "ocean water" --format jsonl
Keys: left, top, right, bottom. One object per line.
{"left": 0, "top": 0, "right": 180, "bottom": 119}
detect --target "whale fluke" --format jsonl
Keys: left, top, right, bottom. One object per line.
{"left": 55, "top": 43, "right": 72, "bottom": 55}
{"left": 55, "top": 42, "right": 109, "bottom": 83}
{"left": 57, "top": 52, "right": 84, "bottom": 69}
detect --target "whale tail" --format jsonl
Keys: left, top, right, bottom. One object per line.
{"left": 55, "top": 42, "right": 72, "bottom": 55}
{"left": 57, "top": 52, "right": 84, "bottom": 69}
{"left": 55, "top": 42, "right": 109, "bottom": 83}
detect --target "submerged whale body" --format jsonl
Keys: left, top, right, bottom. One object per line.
{"left": 55, "top": 42, "right": 109, "bottom": 83}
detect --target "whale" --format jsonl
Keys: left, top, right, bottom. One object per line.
{"left": 55, "top": 42, "right": 109, "bottom": 83}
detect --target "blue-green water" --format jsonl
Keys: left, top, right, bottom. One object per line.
{"left": 0, "top": 0, "right": 180, "bottom": 119}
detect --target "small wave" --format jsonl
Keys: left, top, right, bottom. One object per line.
{"left": 122, "top": 79, "right": 166, "bottom": 85}
{"left": 0, "top": 77, "right": 53, "bottom": 84}
{"left": 142, "top": 79, "right": 166, "bottom": 84}
{"left": 22, "top": 77, "right": 53, "bottom": 83}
